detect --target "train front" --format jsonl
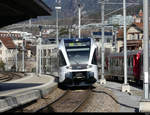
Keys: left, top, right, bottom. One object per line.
{"left": 58, "top": 38, "right": 98, "bottom": 86}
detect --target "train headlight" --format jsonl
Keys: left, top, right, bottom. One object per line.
{"left": 66, "top": 66, "right": 72, "bottom": 69}
{"left": 87, "top": 65, "right": 92, "bottom": 68}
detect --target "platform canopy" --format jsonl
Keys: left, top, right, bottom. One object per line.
{"left": 0, "top": 0, "right": 52, "bottom": 28}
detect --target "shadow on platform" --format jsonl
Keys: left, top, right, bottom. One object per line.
{"left": 0, "top": 83, "right": 42, "bottom": 91}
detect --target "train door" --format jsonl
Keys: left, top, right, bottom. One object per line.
{"left": 133, "top": 52, "right": 141, "bottom": 80}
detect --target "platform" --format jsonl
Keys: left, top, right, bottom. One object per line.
{"left": 0, "top": 73, "right": 57, "bottom": 112}
{"left": 102, "top": 81, "right": 143, "bottom": 112}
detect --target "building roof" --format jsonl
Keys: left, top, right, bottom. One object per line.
{"left": 117, "top": 22, "right": 143, "bottom": 40}
{"left": 133, "top": 22, "right": 143, "bottom": 30}
{"left": 0, "top": 0, "right": 52, "bottom": 28}
{"left": 0, "top": 37, "right": 16, "bottom": 49}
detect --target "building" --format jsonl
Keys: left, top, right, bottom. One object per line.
{"left": 92, "top": 31, "right": 115, "bottom": 56}
{"left": 116, "top": 10, "right": 144, "bottom": 52}
{"left": 107, "top": 15, "right": 134, "bottom": 26}
{"left": 117, "top": 22, "right": 143, "bottom": 52}
{"left": 0, "top": 37, "right": 17, "bottom": 70}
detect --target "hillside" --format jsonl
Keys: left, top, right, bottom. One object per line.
{"left": 40, "top": 0, "right": 143, "bottom": 25}
{"left": 43, "top": 0, "right": 142, "bottom": 17}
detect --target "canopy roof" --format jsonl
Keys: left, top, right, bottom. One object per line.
{"left": 0, "top": 0, "right": 52, "bottom": 28}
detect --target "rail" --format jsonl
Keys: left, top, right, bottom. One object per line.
{"left": 0, "top": 72, "right": 24, "bottom": 82}
{"left": 36, "top": 88, "right": 91, "bottom": 112}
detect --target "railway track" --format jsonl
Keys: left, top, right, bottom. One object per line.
{"left": 0, "top": 72, "right": 24, "bottom": 82}
{"left": 37, "top": 88, "right": 91, "bottom": 112}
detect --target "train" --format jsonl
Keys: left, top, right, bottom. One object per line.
{"left": 57, "top": 38, "right": 99, "bottom": 86}
{"left": 106, "top": 50, "right": 146, "bottom": 84}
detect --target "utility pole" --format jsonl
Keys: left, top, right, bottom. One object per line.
{"left": 97, "top": 0, "right": 139, "bottom": 85}
{"left": 29, "top": 19, "right": 32, "bottom": 33}
{"left": 39, "top": 25, "right": 42, "bottom": 75}
{"left": 16, "top": 45, "right": 18, "bottom": 72}
{"left": 99, "top": 0, "right": 106, "bottom": 85}
{"left": 69, "top": 26, "right": 71, "bottom": 38}
{"left": 78, "top": 4, "right": 81, "bottom": 38}
{"left": 22, "top": 36, "right": 25, "bottom": 72}
{"left": 143, "top": 0, "right": 149, "bottom": 100}
{"left": 36, "top": 41, "right": 39, "bottom": 75}
{"left": 121, "top": 0, "right": 130, "bottom": 93}
{"left": 139, "top": 0, "right": 150, "bottom": 112}
{"left": 114, "top": 31, "right": 118, "bottom": 52}
{"left": 55, "top": 1, "right": 61, "bottom": 47}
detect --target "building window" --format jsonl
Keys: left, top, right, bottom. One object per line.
{"left": 130, "top": 34, "right": 133, "bottom": 40}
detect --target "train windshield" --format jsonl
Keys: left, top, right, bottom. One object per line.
{"left": 64, "top": 39, "right": 91, "bottom": 65}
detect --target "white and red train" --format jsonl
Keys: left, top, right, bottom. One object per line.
{"left": 106, "top": 50, "right": 146, "bottom": 84}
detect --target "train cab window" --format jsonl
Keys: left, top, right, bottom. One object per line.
{"left": 92, "top": 50, "right": 98, "bottom": 65}
{"left": 59, "top": 51, "right": 67, "bottom": 67}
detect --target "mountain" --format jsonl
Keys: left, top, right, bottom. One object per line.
{"left": 43, "top": 0, "right": 142, "bottom": 17}
{"left": 36, "top": 0, "right": 144, "bottom": 25}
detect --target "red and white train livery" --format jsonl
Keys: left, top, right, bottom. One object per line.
{"left": 106, "top": 50, "right": 147, "bottom": 83}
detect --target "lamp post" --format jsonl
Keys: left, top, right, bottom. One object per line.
{"left": 55, "top": 6, "right": 61, "bottom": 47}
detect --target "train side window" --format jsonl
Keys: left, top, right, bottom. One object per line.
{"left": 92, "top": 50, "right": 97, "bottom": 65}
{"left": 113, "top": 58, "right": 115, "bottom": 66}
{"left": 110, "top": 58, "right": 112, "bottom": 66}
{"left": 112, "top": 58, "right": 114, "bottom": 66}
{"left": 141, "top": 55, "right": 143, "bottom": 66}
{"left": 59, "top": 51, "right": 67, "bottom": 67}
{"left": 119, "top": 58, "right": 121, "bottom": 65}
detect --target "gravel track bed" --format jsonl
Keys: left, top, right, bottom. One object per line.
{"left": 50, "top": 90, "right": 90, "bottom": 112}
{"left": 17, "top": 84, "right": 120, "bottom": 112}
{"left": 0, "top": 72, "right": 25, "bottom": 82}
{"left": 21, "top": 88, "right": 66, "bottom": 112}
{"left": 78, "top": 83, "right": 120, "bottom": 112}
